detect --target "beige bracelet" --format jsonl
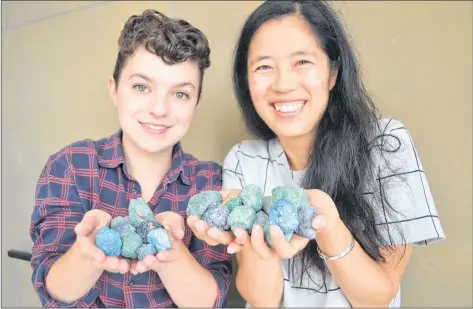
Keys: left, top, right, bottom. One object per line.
{"left": 317, "top": 235, "right": 356, "bottom": 261}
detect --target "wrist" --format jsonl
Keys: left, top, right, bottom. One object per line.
{"left": 316, "top": 218, "right": 353, "bottom": 257}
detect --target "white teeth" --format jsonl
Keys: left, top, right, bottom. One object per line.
{"left": 274, "top": 102, "right": 305, "bottom": 113}
{"left": 145, "top": 124, "right": 166, "bottom": 130}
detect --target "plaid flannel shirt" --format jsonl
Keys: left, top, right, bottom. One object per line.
{"left": 30, "top": 130, "right": 232, "bottom": 307}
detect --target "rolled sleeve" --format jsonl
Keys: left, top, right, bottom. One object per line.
{"left": 188, "top": 235, "right": 233, "bottom": 308}
{"left": 30, "top": 152, "right": 102, "bottom": 307}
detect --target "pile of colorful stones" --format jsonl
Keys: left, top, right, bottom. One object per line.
{"left": 95, "top": 198, "right": 172, "bottom": 260}
{"left": 186, "top": 185, "right": 317, "bottom": 246}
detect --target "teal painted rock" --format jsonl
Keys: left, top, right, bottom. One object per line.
{"left": 224, "top": 197, "right": 244, "bottom": 212}
{"left": 120, "top": 231, "right": 143, "bottom": 259}
{"left": 227, "top": 206, "right": 256, "bottom": 231}
{"left": 239, "top": 184, "right": 263, "bottom": 212}
{"left": 272, "top": 186, "right": 310, "bottom": 210}
{"left": 110, "top": 216, "right": 136, "bottom": 234}
{"left": 187, "top": 190, "right": 223, "bottom": 218}
{"left": 128, "top": 198, "right": 156, "bottom": 227}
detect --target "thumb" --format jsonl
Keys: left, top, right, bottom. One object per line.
{"left": 311, "top": 215, "right": 328, "bottom": 231}
{"left": 75, "top": 215, "right": 100, "bottom": 236}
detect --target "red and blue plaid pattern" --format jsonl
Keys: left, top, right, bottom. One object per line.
{"left": 30, "top": 130, "right": 232, "bottom": 307}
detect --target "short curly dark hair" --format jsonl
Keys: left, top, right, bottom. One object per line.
{"left": 113, "top": 9, "right": 211, "bottom": 98}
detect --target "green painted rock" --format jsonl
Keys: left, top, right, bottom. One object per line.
{"left": 120, "top": 231, "right": 143, "bottom": 259}
{"left": 272, "top": 186, "right": 310, "bottom": 210}
{"left": 187, "top": 190, "right": 223, "bottom": 218}
{"left": 128, "top": 198, "right": 156, "bottom": 227}
{"left": 224, "top": 197, "right": 244, "bottom": 212}
{"left": 239, "top": 184, "right": 263, "bottom": 212}
{"left": 227, "top": 206, "right": 256, "bottom": 231}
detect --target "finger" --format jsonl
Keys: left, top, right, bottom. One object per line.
{"left": 118, "top": 258, "right": 130, "bottom": 274}
{"left": 250, "top": 225, "right": 273, "bottom": 260}
{"left": 142, "top": 255, "right": 160, "bottom": 271}
{"left": 78, "top": 235, "right": 106, "bottom": 262}
{"left": 164, "top": 223, "right": 185, "bottom": 241}
{"left": 207, "top": 227, "right": 235, "bottom": 245}
{"left": 270, "top": 225, "right": 295, "bottom": 259}
{"left": 221, "top": 189, "right": 240, "bottom": 203}
{"left": 104, "top": 256, "right": 120, "bottom": 272}
{"left": 227, "top": 242, "right": 243, "bottom": 254}
{"left": 288, "top": 234, "right": 311, "bottom": 253}
{"left": 233, "top": 227, "right": 250, "bottom": 246}
{"left": 135, "top": 260, "right": 150, "bottom": 273}
{"left": 156, "top": 248, "right": 179, "bottom": 263}
{"left": 130, "top": 261, "right": 139, "bottom": 275}
{"left": 75, "top": 215, "right": 99, "bottom": 236}
{"left": 187, "top": 217, "right": 210, "bottom": 240}
{"left": 156, "top": 212, "right": 185, "bottom": 234}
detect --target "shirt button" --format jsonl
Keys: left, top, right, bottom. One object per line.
{"left": 131, "top": 188, "right": 137, "bottom": 194}
{"left": 128, "top": 280, "right": 134, "bottom": 286}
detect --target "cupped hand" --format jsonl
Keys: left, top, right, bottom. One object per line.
{"left": 134, "top": 211, "right": 186, "bottom": 274}
{"left": 186, "top": 189, "right": 239, "bottom": 248}
{"left": 74, "top": 209, "right": 132, "bottom": 274}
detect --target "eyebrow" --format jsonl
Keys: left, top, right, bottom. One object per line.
{"left": 250, "top": 50, "right": 316, "bottom": 65}
{"left": 129, "top": 73, "right": 196, "bottom": 90}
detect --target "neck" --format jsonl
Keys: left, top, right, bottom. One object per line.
{"left": 279, "top": 133, "right": 314, "bottom": 171}
{"left": 122, "top": 135, "right": 173, "bottom": 183}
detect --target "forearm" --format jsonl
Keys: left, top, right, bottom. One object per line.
{"left": 156, "top": 242, "right": 219, "bottom": 307}
{"left": 235, "top": 247, "right": 283, "bottom": 307}
{"left": 45, "top": 242, "right": 103, "bottom": 304}
{"left": 318, "top": 219, "right": 396, "bottom": 307}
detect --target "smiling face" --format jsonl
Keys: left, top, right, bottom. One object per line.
{"left": 247, "top": 15, "right": 337, "bottom": 140}
{"left": 109, "top": 46, "right": 200, "bottom": 156}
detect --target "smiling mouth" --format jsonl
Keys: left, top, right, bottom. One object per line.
{"left": 272, "top": 101, "right": 306, "bottom": 113}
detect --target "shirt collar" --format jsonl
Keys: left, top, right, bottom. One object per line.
{"left": 97, "top": 130, "right": 191, "bottom": 185}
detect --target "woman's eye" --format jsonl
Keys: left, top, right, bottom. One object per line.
{"left": 133, "top": 84, "right": 149, "bottom": 92}
{"left": 296, "top": 60, "right": 311, "bottom": 66}
{"left": 256, "top": 65, "right": 271, "bottom": 71}
{"left": 175, "top": 91, "right": 189, "bottom": 99}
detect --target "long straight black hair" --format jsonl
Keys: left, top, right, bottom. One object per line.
{"left": 232, "top": 0, "right": 404, "bottom": 287}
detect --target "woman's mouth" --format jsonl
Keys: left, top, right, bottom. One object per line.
{"left": 272, "top": 101, "right": 306, "bottom": 117}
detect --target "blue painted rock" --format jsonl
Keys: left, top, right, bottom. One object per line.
{"left": 95, "top": 226, "right": 122, "bottom": 257}
{"left": 136, "top": 243, "right": 158, "bottom": 261}
{"left": 147, "top": 228, "right": 172, "bottom": 252}
{"left": 295, "top": 204, "right": 317, "bottom": 240}
{"left": 269, "top": 198, "right": 300, "bottom": 235}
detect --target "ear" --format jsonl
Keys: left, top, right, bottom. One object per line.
{"left": 328, "top": 66, "right": 338, "bottom": 91}
{"left": 329, "top": 67, "right": 338, "bottom": 90}
{"left": 108, "top": 77, "right": 118, "bottom": 107}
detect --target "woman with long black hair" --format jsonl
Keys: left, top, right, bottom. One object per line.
{"left": 187, "top": 1, "right": 445, "bottom": 307}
